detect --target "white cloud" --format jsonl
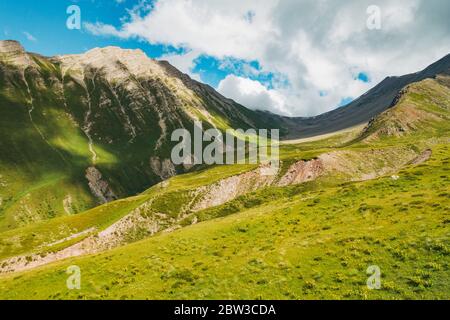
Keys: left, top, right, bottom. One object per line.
{"left": 23, "top": 31, "right": 37, "bottom": 42}
{"left": 84, "top": 23, "right": 125, "bottom": 38}
{"left": 85, "top": 0, "right": 450, "bottom": 116}
{"left": 85, "top": 0, "right": 276, "bottom": 59}
{"left": 218, "top": 75, "right": 289, "bottom": 115}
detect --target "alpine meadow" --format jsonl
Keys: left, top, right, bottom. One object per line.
{"left": 0, "top": 0, "right": 449, "bottom": 305}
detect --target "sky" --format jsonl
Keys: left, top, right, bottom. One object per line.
{"left": 1, "top": 0, "right": 450, "bottom": 117}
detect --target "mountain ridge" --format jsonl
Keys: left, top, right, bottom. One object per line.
{"left": 0, "top": 39, "right": 280, "bottom": 230}
{"left": 0, "top": 40, "right": 449, "bottom": 299}
{"left": 1, "top": 39, "right": 449, "bottom": 231}
{"left": 3, "top": 39, "right": 450, "bottom": 137}
{"left": 279, "top": 52, "right": 450, "bottom": 138}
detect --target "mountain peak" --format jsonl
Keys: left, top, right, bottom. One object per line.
{"left": 0, "top": 40, "right": 35, "bottom": 67}
{"left": 0, "top": 40, "right": 25, "bottom": 54}
{"left": 56, "top": 45, "right": 165, "bottom": 81}
{"left": 83, "top": 46, "right": 147, "bottom": 59}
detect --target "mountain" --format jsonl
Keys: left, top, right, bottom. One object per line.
{"left": 0, "top": 40, "right": 449, "bottom": 299}
{"left": 0, "top": 39, "right": 449, "bottom": 232}
{"left": 359, "top": 74, "right": 450, "bottom": 141}
{"left": 0, "top": 40, "right": 276, "bottom": 230}
{"left": 279, "top": 53, "right": 450, "bottom": 138}
{"left": 0, "top": 67, "right": 448, "bottom": 299}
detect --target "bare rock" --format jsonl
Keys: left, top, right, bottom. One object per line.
{"left": 150, "top": 156, "right": 176, "bottom": 180}
{"left": 193, "top": 165, "right": 278, "bottom": 211}
{"left": 278, "top": 159, "right": 324, "bottom": 186}
{"left": 85, "top": 166, "right": 117, "bottom": 204}
{"left": 0, "top": 40, "right": 35, "bottom": 67}
{"left": 410, "top": 149, "right": 432, "bottom": 165}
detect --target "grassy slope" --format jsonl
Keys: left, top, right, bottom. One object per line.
{"left": 0, "top": 77, "right": 448, "bottom": 299}
{"left": 0, "top": 163, "right": 256, "bottom": 261}
{"left": 0, "top": 125, "right": 406, "bottom": 262}
{"left": 0, "top": 56, "right": 102, "bottom": 231}
{"left": 0, "top": 142, "right": 448, "bottom": 300}
{"left": 356, "top": 77, "right": 450, "bottom": 143}
{"left": 0, "top": 51, "right": 281, "bottom": 232}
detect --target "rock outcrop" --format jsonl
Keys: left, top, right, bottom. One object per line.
{"left": 150, "top": 157, "right": 177, "bottom": 181}
{"left": 0, "top": 40, "right": 35, "bottom": 67}
{"left": 85, "top": 167, "right": 117, "bottom": 204}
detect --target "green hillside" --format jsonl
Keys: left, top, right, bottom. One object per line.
{"left": 0, "top": 41, "right": 278, "bottom": 232}
{"left": 0, "top": 74, "right": 449, "bottom": 299}
{"left": 0, "top": 142, "right": 448, "bottom": 299}
{"left": 0, "top": 39, "right": 449, "bottom": 300}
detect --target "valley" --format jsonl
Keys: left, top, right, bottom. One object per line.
{"left": 0, "top": 40, "right": 449, "bottom": 299}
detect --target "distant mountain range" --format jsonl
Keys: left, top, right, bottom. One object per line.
{"left": 277, "top": 52, "right": 450, "bottom": 138}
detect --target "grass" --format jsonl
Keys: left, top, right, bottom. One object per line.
{"left": 0, "top": 51, "right": 285, "bottom": 233}
{"left": 0, "top": 143, "right": 448, "bottom": 299}
{"left": 1, "top": 75, "right": 448, "bottom": 283}
{"left": 0, "top": 195, "right": 148, "bottom": 261}
{"left": 0, "top": 163, "right": 257, "bottom": 261}
{"left": 0, "top": 56, "right": 449, "bottom": 299}
{"left": 10, "top": 130, "right": 425, "bottom": 260}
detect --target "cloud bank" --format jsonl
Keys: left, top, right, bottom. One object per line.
{"left": 85, "top": 0, "right": 450, "bottom": 116}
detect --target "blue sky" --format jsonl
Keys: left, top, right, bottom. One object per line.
{"left": 0, "top": 0, "right": 277, "bottom": 87}
{"left": 0, "top": 0, "right": 168, "bottom": 57}
{"left": 1, "top": 0, "right": 449, "bottom": 116}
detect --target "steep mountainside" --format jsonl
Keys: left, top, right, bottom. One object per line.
{"left": 359, "top": 75, "right": 450, "bottom": 141}
{"left": 0, "top": 69, "right": 448, "bottom": 275}
{"left": 0, "top": 40, "right": 276, "bottom": 230}
{"left": 1, "top": 39, "right": 449, "bottom": 235}
{"left": 0, "top": 39, "right": 448, "bottom": 299}
{"left": 0, "top": 65, "right": 448, "bottom": 298}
